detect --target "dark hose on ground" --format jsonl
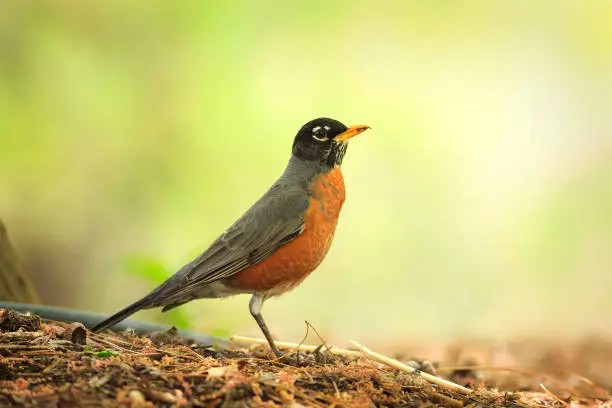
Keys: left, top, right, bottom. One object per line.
{"left": 0, "top": 302, "right": 224, "bottom": 346}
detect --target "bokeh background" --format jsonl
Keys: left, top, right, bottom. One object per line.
{"left": 1, "top": 1, "right": 611, "bottom": 345}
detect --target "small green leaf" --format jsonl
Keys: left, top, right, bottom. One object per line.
{"left": 93, "top": 350, "right": 119, "bottom": 358}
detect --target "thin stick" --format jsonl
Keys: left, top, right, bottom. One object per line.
{"left": 270, "top": 320, "right": 311, "bottom": 362}
{"left": 306, "top": 320, "right": 338, "bottom": 362}
{"left": 230, "top": 335, "right": 362, "bottom": 358}
{"left": 437, "top": 365, "right": 562, "bottom": 385}
{"left": 567, "top": 373, "right": 610, "bottom": 399}
{"left": 178, "top": 345, "right": 208, "bottom": 363}
{"left": 439, "top": 365, "right": 610, "bottom": 399}
{"left": 349, "top": 340, "right": 472, "bottom": 396}
{"left": 539, "top": 383, "right": 569, "bottom": 406}
{"left": 89, "top": 332, "right": 204, "bottom": 363}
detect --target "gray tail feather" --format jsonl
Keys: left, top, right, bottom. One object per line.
{"left": 91, "top": 296, "right": 153, "bottom": 332}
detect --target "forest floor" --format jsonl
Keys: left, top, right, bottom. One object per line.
{"left": 0, "top": 308, "right": 611, "bottom": 407}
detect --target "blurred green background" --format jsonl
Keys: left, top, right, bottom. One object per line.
{"left": 1, "top": 1, "right": 611, "bottom": 345}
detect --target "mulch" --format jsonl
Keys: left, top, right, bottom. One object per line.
{"left": 0, "top": 308, "right": 610, "bottom": 407}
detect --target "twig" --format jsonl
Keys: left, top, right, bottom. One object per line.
{"left": 305, "top": 320, "right": 338, "bottom": 362}
{"left": 89, "top": 332, "right": 205, "bottom": 363}
{"left": 438, "top": 365, "right": 611, "bottom": 399}
{"left": 332, "top": 380, "right": 340, "bottom": 399}
{"left": 270, "top": 320, "right": 312, "bottom": 362}
{"left": 87, "top": 335, "right": 140, "bottom": 355}
{"left": 569, "top": 373, "right": 611, "bottom": 399}
{"left": 437, "top": 365, "right": 563, "bottom": 385}
{"left": 539, "top": 383, "right": 569, "bottom": 406}
{"left": 0, "top": 345, "right": 55, "bottom": 351}
{"left": 349, "top": 340, "right": 472, "bottom": 395}
{"left": 230, "top": 335, "right": 362, "bottom": 358}
{"left": 294, "top": 389, "right": 330, "bottom": 408}
{"left": 178, "top": 345, "right": 208, "bottom": 363}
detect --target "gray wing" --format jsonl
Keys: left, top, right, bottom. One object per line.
{"left": 152, "top": 184, "right": 309, "bottom": 303}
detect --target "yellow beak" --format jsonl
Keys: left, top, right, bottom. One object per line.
{"left": 334, "top": 125, "right": 370, "bottom": 142}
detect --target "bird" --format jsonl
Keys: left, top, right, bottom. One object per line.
{"left": 91, "top": 118, "right": 370, "bottom": 356}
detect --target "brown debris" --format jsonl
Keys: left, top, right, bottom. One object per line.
{"left": 0, "top": 309, "right": 610, "bottom": 407}
{"left": 0, "top": 309, "right": 41, "bottom": 332}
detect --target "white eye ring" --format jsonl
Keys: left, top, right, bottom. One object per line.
{"left": 312, "top": 126, "right": 328, "bottom": 141}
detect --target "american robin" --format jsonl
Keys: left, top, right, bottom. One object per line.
{"left": 92, "top": 118, "right": 370, "bottom": 356}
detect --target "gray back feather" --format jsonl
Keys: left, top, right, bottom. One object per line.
{"left": 150, "top": 156, "right": 324, "bottom": 304}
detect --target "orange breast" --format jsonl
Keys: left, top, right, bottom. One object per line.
{"left": 230, "top": 168, "right": 346, "bottom": 296}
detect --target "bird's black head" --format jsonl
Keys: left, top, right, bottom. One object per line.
{"left": 292, "top": 117, "right": 370, "bottom": 168}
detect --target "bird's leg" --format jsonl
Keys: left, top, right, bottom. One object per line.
{"left": 249, "top": 293, "right": 281, "bottom": 357}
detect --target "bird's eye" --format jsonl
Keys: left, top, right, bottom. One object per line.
{"left": 312, "top": 126, "right": 328, "bottom": 141}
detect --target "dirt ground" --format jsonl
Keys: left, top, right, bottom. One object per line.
{"left": 0, "top": 308, "right": 610, "bottom": 407}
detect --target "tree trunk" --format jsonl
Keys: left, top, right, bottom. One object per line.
{"left": 0, "top": 219, "right": 40, "bottom": 303}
